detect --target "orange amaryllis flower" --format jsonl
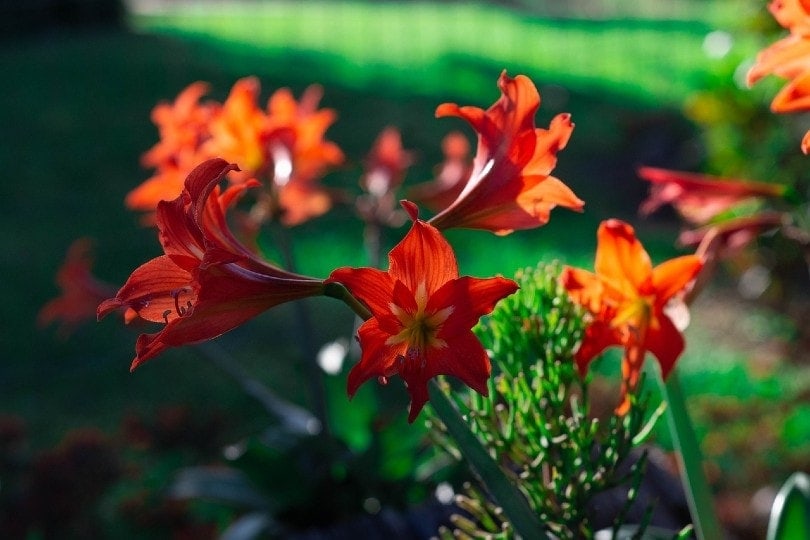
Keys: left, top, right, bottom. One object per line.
{"left": 98, "top": 158, "right": 325, "bottom": 370}
{"left": 39, "top": 238, "right": 125, "bottom": 337}
{"left": 202, "top": 77, "right": 270, "bottom": 181}
{"left": 126, "top": 150, "right": 205, "bottom": 216}
{"left": 747, "top": 0, "right": 810, "bottom": 152}
{"left": 560, "top": 219, "right": 703, "bottom": 415}
{"left": 326, "top": 201, "right": 518, "bottom": 422}
{"left": 265, "top": 85, "right": 344, "bottom": 185}
{"left": 127, "top": 83, "right": 217, "bottom": 214}
{"left": 408, "top": 131, "right": 473, "bottom": 213}
{"left": 263, "top": 85, "right": 344, "bottom": 226}
{"left": 638, "top": 166, "right": 790, "bottom": 225}
{"left": 140, "top": 81, "right": 216, "bottom": 170}
{"left": 428, "top": 71, "right": 583, "bottom": 235}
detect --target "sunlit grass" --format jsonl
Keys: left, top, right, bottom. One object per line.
{"left": 129, "top": 0, "right": 762, "bottom": 106}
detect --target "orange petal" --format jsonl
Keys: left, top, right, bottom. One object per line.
{"left": 651, "top": 255, "right": 703, "bottom": 305}
{"left": 594, "top": 220, "right": 652, "bottom": 292}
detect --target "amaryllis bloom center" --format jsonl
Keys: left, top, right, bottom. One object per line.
{"left": 386, "top": 282, "right": 453, "bottom": 357}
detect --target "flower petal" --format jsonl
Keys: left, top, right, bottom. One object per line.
{"left": 97, "top": 255, "right": 193, "bottom": 324}
{"left": 347, "top": 318, "right": 405, "bottom": 397}
{"left": 400, "top": 331, "right": 491, "bottom": 423}
{"left": 651, "top": 255, "right": 703, "bottom": 305}
{"left": 644, "top": 314, "right": 685, "bottom": 379}
{"left": 431, "top": 276, "right": 518, "bottom": 338}
{"left": 594, "top": 220, "right": 652, "bottom": 293}
{"left": 130, "top": 266, "right": 324, "bottom": 370}
{"left": 326, "top": 267, "right": 394, "bottom": 319}
{"left": 388, "top": 220, "right": 459, "bottom": 295}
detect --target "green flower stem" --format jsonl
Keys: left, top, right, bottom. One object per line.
{"left": 269, "top": 223, "right": 329, "bottom": 436}
{"left": 428, "top": 380, "right": 549, "bottom": 539}
{"left": 660, "top": 369, "right": 723, "bottom": 540}
{"left": 324, "top": 282, "right": 372, "bottom": 321}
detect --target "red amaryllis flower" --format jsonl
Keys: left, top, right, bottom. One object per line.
{"left": 408, "top": 131, "right": 473, "bottom": 213}
{"left": 326, "top": 202, "right": 518, "bottom": 422}
{"left": 638, "top": 166, "right": 790, "bottom": 225}
{"left": 560, "top": 220, "right": 703, "bottom": 415}
{"left": 360, "top": 126, "right": 414, "bottom": 197}
{"left": 747, "top": 0, "right": 810, "bottom": 152}
{"left": 428, "top": 71, "right": 583, "bottom": 235}
{"left": 677, "top": 211, "right": 786, "bottom": 252}
{"left": 98, "top": 158, "right": 325, "bottom": 370}
{"left": 39, "top": 238, "right": 125, "bottom": 337}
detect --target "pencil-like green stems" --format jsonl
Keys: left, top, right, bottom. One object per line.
{"left": 428, "top": 380, "right": 550, "bottom": 539}
{"left": 660, "top": 369, "right": 724, "bottom": 540}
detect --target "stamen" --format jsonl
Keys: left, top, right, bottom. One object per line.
{"left": 170, "top": 288, "right": 194, "bottom": 318}
{"left": 162, "top": 310, "right": 172, "bottom": 324}
{"left": 377, "top": 376, "right": 389, "bottom": 386}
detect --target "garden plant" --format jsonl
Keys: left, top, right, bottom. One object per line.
{"left": 32, "top": 0, "right": 810, "bottom": 538}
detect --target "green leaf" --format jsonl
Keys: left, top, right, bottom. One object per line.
{"left": 428, "top": 380, "right": 550, "bottom": 539}
{"left": 767, "top": 472, "right": 810, "bottom": 540}
{"left": 166, "top": 466, "right": 272, "bottom": 510}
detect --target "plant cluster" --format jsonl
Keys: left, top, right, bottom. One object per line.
{"left": 35, "top": 1, "right": 810, "bottom": 538}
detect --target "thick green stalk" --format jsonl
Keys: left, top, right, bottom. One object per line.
{"left": 428, "top": 380, "right": 549, "bottom": 539}
{"left": 660, "top": 370, "right": 723, "bottom": 540}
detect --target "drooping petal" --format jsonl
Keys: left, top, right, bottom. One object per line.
{"left": 573, "top": 319, "right": 621, "bottom": 377}
{"left": 347, "top": 318, "right": 405, "bottom": 397}
{"left": 644, "top": 314, "right": 685, "bottom": 379}
{"left": 399, "top": 331, "right": 492, "bottom": 423}
{"left": 97, "top": 255, "right": 193, "bottom": 324}
{"left": 130, "top": 266, "right": 324, "bottom": 370}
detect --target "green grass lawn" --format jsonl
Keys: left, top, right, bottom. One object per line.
{"left": 1, "top": 4, "right": 807, "bottom": 532}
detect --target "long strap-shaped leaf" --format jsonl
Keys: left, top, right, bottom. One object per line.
{"left": 428, "top": 380, "right": 550, "bottom": 539}
{"left": 767, "top": 472, "right": 810, "bottom": 540}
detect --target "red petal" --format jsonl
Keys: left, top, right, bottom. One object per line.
{"left": 326, "top": 267, "right": 394, "bottom": 319}
{"left": 574, "top": 320, "right": 622, "bottom": 377}
{"left": 388, "top": 220, "right": 458, "bottom": 295}
{"left": 402, "top": 331, "right": 491, "bottom": 423}
{"left": 97, "top": 255, "right": 193, "bottom": 323}
{"left": 130, "top": 266, "right": 323, "bottom": 369}
{"left": 644, "top": 314, "right": 685, "bottom": 379}
{"left": 430, "top": 276, "right": 518, "bottom": 338}
{"left": 347, "top": 318, "right": 404, "bottom": 397}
